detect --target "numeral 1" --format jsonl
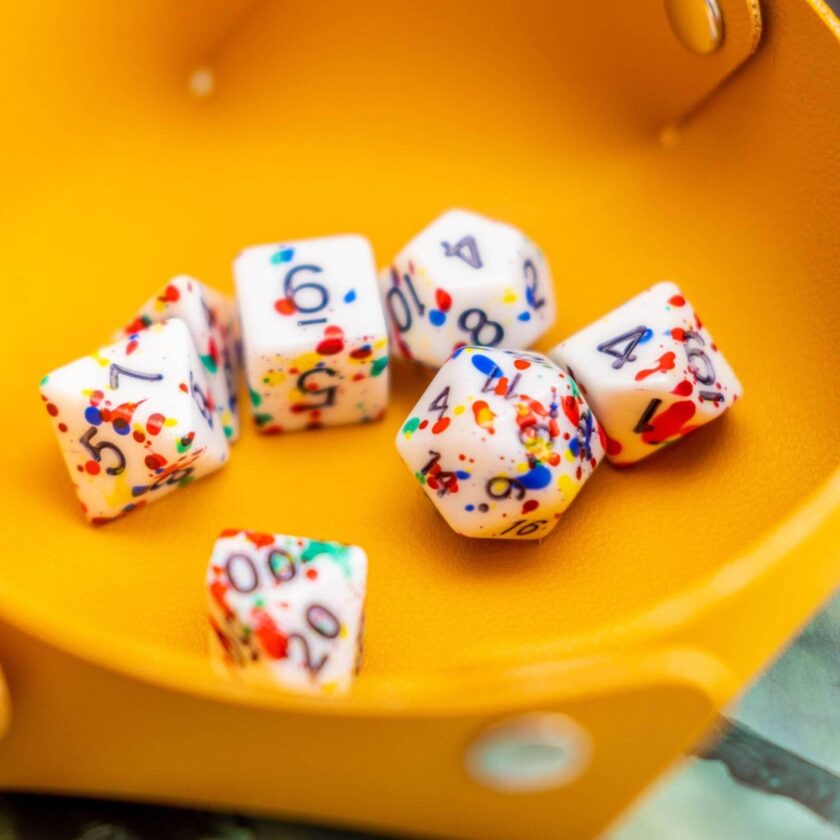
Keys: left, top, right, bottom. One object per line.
{"left": 633, "top": 398, "right": 662, "bottom": 434}
{"left": 386, "top": 273, "right": 426, "bottom": 333}
{"left": 499, "top": 519, "right": 548, "bottom": 537}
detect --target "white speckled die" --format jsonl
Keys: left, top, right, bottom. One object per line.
{"left": 395, "top": 346, "right": 604, "bottom": 539}
{"left": 114, "top": 275, "right": 241, "bottom": 441}
{"left": 549, "top": 282, "right": 743, "bottom": 466}
{"left": 234, "top": 235, "right": 389, "bottom": 434}
{"left": 40, "top": 319, "right": 229, "bottom": 524}
{"left": 380, "top": 209, "right": 555, "bottom": 368}
{"left": 206, "top": 529, "right": 367, "bottom": 694}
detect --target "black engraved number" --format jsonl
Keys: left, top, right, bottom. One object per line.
{"left": 481, "top": 369, "right": 521, "bottom": 399}
{"left": 486, "top": 476, "right": 526, "bottom": 501}
{"left": 499, "top": 519, "right": 548, "bottom": 537}
{"left": 683, "top": 331, "right": 725, "bottom": 401}
{"left": 633, "top": 398, "right": 662, "bottom": 434}
{"left": 428, "top": 386, "right": 450, "bottom": 420}
{"left": 225, "top": 553, "right": 259, "bottom": 593}
{"left": 597, "top": 326, "right": 649, "bottom": 370}
{"left": 421, "top": 450, "right": 441, "bottom": 475}
{"left": 306, "top": 604, "right": 341, "bottom": 639}
{"left": 267, "top": 549, "right": 296, "bottom": 583}
{"left": 284, "top": 264, "right": 329, "bottom": 325}
{"left": 150, "top": 466, "right": 194, "bottom": 490}
{"left": 109, "top": 363, "right": 163, "bottom": 389}
{"left": 523, "top": 259, "right": 545, "bottom": 310}
{"left": 289, "top": 633, "right": 329, "bottom": 677}
{"left": 458, "top": 308, "right": 504, "bottom": 347}
{"left": 386, "top": 273, "right": 425, "bottom": 333}
{"left": 684, "top": 330, "right": 715, "bottom": 386}
{"left": 189, "top": 371, "right": 214, "bottom": 428}
{"left": 80, "top": 427, "right": 126, "bottom": 476}
{"left": 441, "top": 235, "right": 482, "bottom": 269}
{"left": 296, "top": 367, "right": 338, "bottom": 410}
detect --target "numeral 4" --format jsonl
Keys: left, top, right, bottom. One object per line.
{"left": 597, "top": 326, "right": 649, "bottom": 369}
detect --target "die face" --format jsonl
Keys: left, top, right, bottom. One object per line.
{"left": 235, "top": 235, "right": 389, "bottom": 433}
{"left": 206, "top": 530, "right": 367, "bottom": 694}
{"left": 395, "top": 346, "right": 604, "bottom": 539}
{"left": 549, "top": 282, "right": 743, "bottom": 466}
{"left": 380, "top": 209, "right": 556, "bottom": 368}
{"left": 114, "top": 276, "right": 240, "bottom": 442}
{"left": 41, "top": 319, "right": 229, "bottom": 524}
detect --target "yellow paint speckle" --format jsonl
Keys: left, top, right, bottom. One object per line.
{"left": 454, "top": 405, "right": 465, "bottom": 415}
{"left": 503, "top": 289, "right": 518, "bottom": 304}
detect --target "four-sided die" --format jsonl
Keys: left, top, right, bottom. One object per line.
{"left": 234, "top": 235, "right": 389, "bottom": 433}
{"left": 206, "top": 529, "right": 367, "bottom": 694}
{"left": 549, "top": 282, "right": 743, "bottom": 466}
{"left": 114, "top": 275, "right": 241, "bottom": 441}
{"left": 379, "top": 209, "right": 556, "bottom": 368}
{"left": 40, "top": 319, "right": 229, "bottom": 524}
{"left": 395, "top": 346, "right": 605, "bottom": 539}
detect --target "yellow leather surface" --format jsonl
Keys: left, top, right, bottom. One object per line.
{"left": 0, "top": 1, "right": 837, "bottom": 837}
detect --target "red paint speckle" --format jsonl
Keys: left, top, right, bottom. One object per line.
{"left": 418, "top": 419, "right": 429, "bottom": 430}
{"left": 306, "top": 568, "right": 318, "bottom": 580}
{"left": 274, "top": 297, "right": 296, "bottom": 316}
{"left": 514, "top": 359, "right": 531, "bottom": 370}
{"left": 635, "top": 351, "right": 676, "bottom": 382}
{"left": 219, "top": 528, "right": 241, "bottom": 538}
{"left": 84, "top": 460, "right": 101, "bottom": 475}
{"left": 252, "top": 609, "right": 289, "bottom": 660}
{"left": 432, "top": 416, "right": 451, "bottom": 434}
{"left": 58, "top": 422, "right": 68, "bottom": 433}
{"left": 641, "top": 400, "right": 697, "bottom": 445}
{"left": 522, "top": 499, "right": 539, "bottom": 514}
{"left": 435, "top": 288, "right": 452, "bottom": 312}
{"left": 145, "top": 453, "right": 167, "bottom": 471}
{"left": 146, "top": 413, "right": 166, "bottom": 435}
{"left": 161, "top": 284, "right": 180, "bottom": 303}
{"left": 672, "top": 380, "right": 693, "bottom": 397}
{"left": 316, "top": 325, "right": 345, "bottom": 356}
{"left": 668, "top": 294, "right": 685, "bottom": 307}
{"left": 46, "top": 403, "right": 59, "bottom": 417}
{"left": 606, "top": 435, "right": 623, "bottom": 456}
{"left": 671, "top": 327, "right": 686, "bottom": 341}
{"left": 246, "top": 532, "right": 275, "bottom": 549}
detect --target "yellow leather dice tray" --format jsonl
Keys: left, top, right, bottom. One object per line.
{"left": 0, "top": 1, "right": 837, "bottom": 838}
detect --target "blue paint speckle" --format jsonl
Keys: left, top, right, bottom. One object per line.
{"left": 429, "top": 310, "right": 446, "bottom": 326}
{"left": 451, "top": 346, "right": 467, "bottom": 360}
{"left": 517, "top": 311, "right": 531, "bottom": 322}
{"left": 465, "top": 504, "right": 475, "bottom": 511}
{"left": 270, "top": 247, "right": 294, "bottom": 264}
{"left": 344, "top": 289, "right": 357, "bottom": 304}
{"left": 519, "top": 463, "right": 552, "bottom": 490}
{"left": 456, "top": 470, "right": 471, "bottom": 480}
{"left": 640, "top": 328, "right": 653, "bottom": 343}
{"left": 471, "top": 354, "right": 502, "bottom": 378}
{"left": 526, "top": 286, "right": 537, "bottom": 308}
{"left": 84, "top": 406, "right": 102, "bottom": 425}
{"left": 569, "top": 438, "right": 581, "bottom": 457}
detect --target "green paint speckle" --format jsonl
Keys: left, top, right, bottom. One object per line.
{"left": 201, "top": 354, "right": 218, "bottom": 374}
{"left": 371, "top": 357, "right": 388, "bottom": 377}
{"left": 415, "top": 471, "right": 426, "bottom": 485}
{"left": 249, "top": 388, "right": 262, "bottom": 408}
{"left": 223, "top": 425, "right": 234, "bottom": 439}
{"left": 402, "top": 416, "right": 421, "bottom": 438}
{"left": 254, "top": 413, "right": 273, "bottom": 428}
{"left": 176, "top": 436, "right": 194, "bottom": 454}
{"left": 40, "top": 375, "right": 49, "bottom": 386}
{"left": 301, "top": 539, "right": 354, "bottom": 577}
{"left": 567, "top": 376, "right": 580, "bottom": 398}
